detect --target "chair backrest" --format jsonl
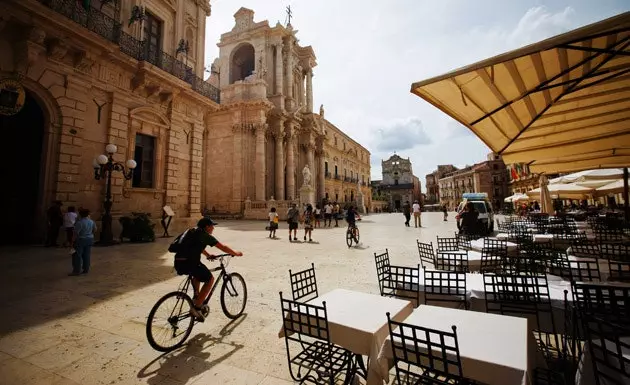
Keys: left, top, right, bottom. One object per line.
{"left": 280, "top": 291, "right": 329, "bottom": 342}
{"left": 483, "top": 273, "right": 552, "bottom": 321}
{"left": 289, "top": 263, "right": 318, "bottom": 302}
{"left": 480, "top": 248, "right": 506, "bottom": 274}
{"left": 582, "top": 314, "right": 630, "bottom": 385}
{"left": 374, "top": 250, "right": 391, "bottom": 295}
{"left": 568, "top": 259, "right": 601, "bottom": 282}
{"left": 387, "top": 312, "right": 464, "bottom": 382}
{"left": 572, "top": 282, "right": 630, "bottom": 323}
{"left": 600, "top": 244, "right": 630, "bottom": 260}
{"left": 435, "top": 251, "right": 469, "bottom": 273}
{"left": 436, "top": 236, "right": 459, "bottom": 252}
{"left": 424, "top": 270, "right": 467, "bottom": 308}
{"left": 571, "top": 242, "right": 600, "bottom": 258}
{"left": 484, "top": 238, "right": 508, "bottom": 252}
{"left": 455, "top": 233, "right": 475, "bottom": 251}
{"left": 386, "top": 265, "right": 421, "bottom": 305}
{"left": 417, "top": 240, "right": 435, "bottom": 268}
{"left": 608, "top": 260, "right": 630, "bottom": 283}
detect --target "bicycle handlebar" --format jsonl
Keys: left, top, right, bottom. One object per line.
{"left": 206, "top": 253, "right": 234, "bottom": 261}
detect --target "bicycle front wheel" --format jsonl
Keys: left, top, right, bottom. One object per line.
{"left": 220, "top": 273, "right": 248, "bottom": 319}
{"left": 146, "top": 291, "right": 195, "bottom": 352}
{"left": 346, "top": 229, "right": 353, "bottom": 247}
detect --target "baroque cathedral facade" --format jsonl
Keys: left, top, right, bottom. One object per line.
{"left": 0, "top": 1, "right": 370, "bottom": 243}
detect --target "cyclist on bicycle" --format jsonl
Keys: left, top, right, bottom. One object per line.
{"left": 173, "top": 217, "right": 243, "bottom": 322}
{"left": 346, "top": 205, "right": 357, "bottom": 229}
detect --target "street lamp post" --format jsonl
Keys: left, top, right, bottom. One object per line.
{"left": 93, "top": 144, "right": 137, "bottom": 246}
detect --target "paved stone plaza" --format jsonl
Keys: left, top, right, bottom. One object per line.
{"left": 0, "top": 212, "right": 459, "bottom": 384}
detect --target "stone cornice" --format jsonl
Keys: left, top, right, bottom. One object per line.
{"left": 217, "top": 99, "right": 274, "bottom": 112}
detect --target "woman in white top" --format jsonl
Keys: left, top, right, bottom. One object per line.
{"left": 268, "top": 207, "right": 279, "bottom": 238}
{"left": 314, "top": 205, "right": 322, "bottom": 228}
{"left": 63, "top": 206, "right": 78, "bottom": 247}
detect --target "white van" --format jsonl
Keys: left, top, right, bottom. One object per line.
{"left": 455, "top": 193, "right": 495, "bottom": 234}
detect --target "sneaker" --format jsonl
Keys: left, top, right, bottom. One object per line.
{"left": 303, "top": 236, "right": 306, "bottom": 241}
{"left": 190, "top": 306, "right": 205, "bottom": 322}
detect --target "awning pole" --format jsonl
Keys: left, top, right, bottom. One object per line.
{"left": 624, "top": 167, "right": 629, "bottom": 222}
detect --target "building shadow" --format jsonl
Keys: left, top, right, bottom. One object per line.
{"left": 0, "top": 239, "right": 180, "bottom": 335}
{"left": 137, "top": 315, "right": 247, "bottom": 384}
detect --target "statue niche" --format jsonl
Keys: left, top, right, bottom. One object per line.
{"left": 230, "top": 43, "right": 255, "bottom": 84}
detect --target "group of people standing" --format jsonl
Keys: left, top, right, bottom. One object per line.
{"left": 401, "top": 200, "right": 423, "bottom": 228}
{"left": 267, "top": 201, "right": 357, "bottom": 242}
{"left": 46, "top": 200, "right": 97, "bottom": 276}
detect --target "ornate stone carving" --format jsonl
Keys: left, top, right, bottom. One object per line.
{"left": 46, "top": 38, "right": 68, "bottom": 61}
{"left": 145, "top": 84, "right": 162, "bottom": 98}
{"left": 131, "top": 72, "right": 147, "bottom": 91}
{"left": 73, "top": 50, "right": 95, "bottom": 73}
{"left": 302, "top": 164, "right": 312, "bottom": 187}
{"left": 25, "top": 26, "right": 46, "bottom": 45}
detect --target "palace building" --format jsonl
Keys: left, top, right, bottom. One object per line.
{"left": 0, "top": 2, "right": 370, "bottom": 243}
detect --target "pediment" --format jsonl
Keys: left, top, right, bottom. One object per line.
{"left": 130, "top": 107, "right": 170, "bottom": 128}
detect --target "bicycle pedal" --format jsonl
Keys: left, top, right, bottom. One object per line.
{"left": 201, "top": 305, "right": 210, "bottom": 317}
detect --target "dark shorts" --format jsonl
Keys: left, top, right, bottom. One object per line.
{"left": 324, "top": 213, "right": 332, "bottom": 219}
{"left": 174, "top": 260, "right": 212, "bottom": 282}
{"left": 269, "top": 222, "right": 278, "bottom": 230}
{"left": 289, "top": 222, "right": 298, "bottom": 230}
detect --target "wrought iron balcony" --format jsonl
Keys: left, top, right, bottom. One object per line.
{"left": 38, "top": 0, "right": 220, "bottom": 104}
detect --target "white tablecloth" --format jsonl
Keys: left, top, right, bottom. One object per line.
{"left": 436, "top": 250, "right": 483, "bottom": 272}
{"left": 376, "top": 305, "right": 535, "bottom": 385}
{"left": 470, "top": 238, "right": 519, "bottom": 253}
{"left": 277, "top": 289, "right": 413, "bottom": 385}
{"left": 533, "top": 234, "right": 554, "bottom": 243}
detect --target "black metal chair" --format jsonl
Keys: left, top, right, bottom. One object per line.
{"left": 424, "top": 270, "right": 467, "bottom": 309}
{"left": 479, "top": 248, "right": 506, "bottom": 274}
{"left": 386, "top": 312, "right": 470, "bottom": 385}
{"left": 455, "top": 233, "right": 476, "bottom": 251}
{"left": 483, "top": 273, "right": 560, "bottom": 361}
{"left": 567, "top": 258, "right": 602, "bottom": 282}
{"left": 582, "top": 314, "right": 630, "bottom": 385}
{"left": 374, "top": 250, "right": 420, "bottom": 306}
{"left": 435, "top": 251, "right": 469, "bottom": 273}
{"left": 483, "top": 238, "right": 508, "bottom": 252}
{"left": 570, "top": 242, "right": 600, "bottom": 258}
{"left": 279, "top": 292, "right": 355, "bottom": 384}
{"left": 571, "top": 282, "right": 630, "bottom": 324}
{"left": 417, "top": 240, "right": 436, "bottom": 268}
{"left": 608, "top": 259, "right": 630, "bottom": 282}
{"left": 600, "top": 244, "right": 630, "bottom": 260}
{"left": 436, "top": 236, "right": 461, "bottom": 253}
{"left": 289, "top": 263, "right": 319, "bottom": 302}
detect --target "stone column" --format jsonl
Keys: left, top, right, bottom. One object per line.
{"left": 275, "top": 118, "right": 285, "bottom": 200}
{"left": 189, "top": 123, "right": 204, "bottom": 215}
{"left": 255, "top": 123, "right": 267, "bottom": 201}
{"left": 275, "top": 43, "right": 283, "bottom": 95}
{"left": 306, "top": 69, "right": 313, "bottom": 113}
{"left": 307, "top": 143, "right": 315, "bottom": 184}
{"left": 318, "top": 149, "right": 325, "bottom": 202}
{"left": 300, "top": 73, "right": 307, "bottom": 107}
{"left": 285, "top": 122, "right": 295, "bottom": 200}
{"left": 285, "top": 41, "right": 294, "bottom": 108}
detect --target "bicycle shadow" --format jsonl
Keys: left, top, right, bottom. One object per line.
{"left": 350, "top": 244, "right": 370, "bottom": 250}
{"left": 137, "top": 314, "right": 248, "bottom": 384}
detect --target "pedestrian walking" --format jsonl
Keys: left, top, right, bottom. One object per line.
{"left": 402, "top": 201, "right": 411, "bottom": 227}
{"left": 69, "top": 208, "right": 96, "bottom": 276}
{"left": 442, "top": 205, "right": 448, "bottom": 221}
{"left": 268, "top": 207, "right": 279, "bottom": 238}
{"left": 412, "top": 200, "right": 422, "bottom": 228}
{"left": 287, "top": 203, "right": 300, "bottom": 241}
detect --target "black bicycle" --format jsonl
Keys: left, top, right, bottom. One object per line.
{"left": 346, "top": 223, "right": 360, "bottom": 247}
{"left": 146, "top": 254, "right": 247, "bottom": 352}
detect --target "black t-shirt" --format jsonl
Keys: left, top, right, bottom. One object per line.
{"left": 175, "top": 228, "right": 219, "bottom": 264}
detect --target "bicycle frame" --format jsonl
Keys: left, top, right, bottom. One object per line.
{"left": 177, "top": 254, "right": 234, "bottom": 305}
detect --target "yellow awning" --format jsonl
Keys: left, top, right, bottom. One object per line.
{"left": 410, "top": 12, "right": 630, "bottom": 174}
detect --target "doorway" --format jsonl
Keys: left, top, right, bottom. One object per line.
{"left": 0, "top": 91, "right": 46, "bottom": 244}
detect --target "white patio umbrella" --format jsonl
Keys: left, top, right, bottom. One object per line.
{"left": 574, "top": 179, "right": 619, "bottom": 189}
{"left": 508, "top": 193, "right": 529, "bottom": 203}
{"left": 539, "top": 175, "right": 553, "bottom": 215}
{"left": 549, "top": 169, "right": 624, "bottom": 184}
{"left": 528, "top": 183, "right": 593, "bottom": 200}
{"left": 596, "top": 180, "right": 626, "bottom": 195}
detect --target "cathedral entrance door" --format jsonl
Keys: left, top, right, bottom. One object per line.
{"left": 0, "top": 91, "right": 46, "bottom": 244}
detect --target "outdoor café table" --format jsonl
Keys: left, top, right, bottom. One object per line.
{"left": 376, "top": 305, "right": 536, "bottom": 385}
{"left": 533, "top": 234, "right": 554, "bottom": 243}
{"left": 277, "top": 288, "right": 413, "bottom": 385}
{"left": 470, "top": 238, "right": 519, "bottom": 255}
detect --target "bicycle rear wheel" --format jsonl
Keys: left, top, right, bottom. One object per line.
{"left": 146, "top": 291, "right": 195, "bottom": 352}
{"left": 220, "top": 273, "right": 248, "bottom": 319}
{"left": 346, "top": 229, "right": 353, "bottom": 247}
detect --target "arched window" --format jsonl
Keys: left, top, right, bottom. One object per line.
{"left": 230, "top": 43, "right": 255, "bottom": 84}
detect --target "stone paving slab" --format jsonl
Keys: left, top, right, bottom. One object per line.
{"left": 0, "top": 213, "right": 461, "bottom": 384}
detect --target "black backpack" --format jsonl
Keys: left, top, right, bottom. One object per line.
{"left": 168, "top": 228, "right": 202, "bottom": 255}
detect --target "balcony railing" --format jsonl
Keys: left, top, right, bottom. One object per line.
{"left": 38, "top": 0, "right": 220, "bottom": 104}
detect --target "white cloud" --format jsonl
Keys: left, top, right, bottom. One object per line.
{"left": 204, "top": 1, "right": 625, "bottom": 190}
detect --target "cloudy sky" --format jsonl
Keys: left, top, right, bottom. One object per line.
{"left": 204, "top": 0, "right": 628, "bottom": 190}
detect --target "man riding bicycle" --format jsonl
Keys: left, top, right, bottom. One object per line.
{"left": 173, "top": 218, "right": 243, "bottom": 322}
{"left": 346, "top": 205, "right": 357, "bottom": 229}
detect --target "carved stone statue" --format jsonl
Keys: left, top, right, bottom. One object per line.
{"left": 302, "top": 164, "right": 312, "bottom": 187}
{"left": 319, "top": 104, "right": 325, "bottom": 119}
{"left": 244, "top": 70, "right": 257, "bottom": 82}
